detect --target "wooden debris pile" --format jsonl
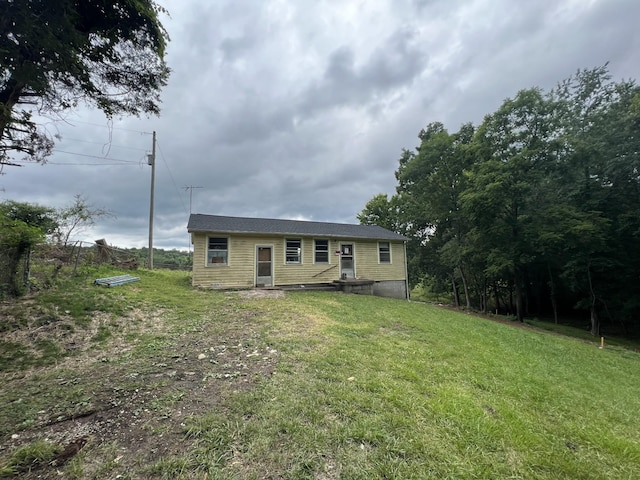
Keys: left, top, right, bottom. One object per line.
{"left": 95, "top": 238, "right": 139, "bottom": 269}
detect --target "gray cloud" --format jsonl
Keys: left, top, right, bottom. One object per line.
{"left": 2, "top": 0, "right": 639, "bottom": 249}
{"left": 300, "top": 27, "right": 428, "bottom": 117}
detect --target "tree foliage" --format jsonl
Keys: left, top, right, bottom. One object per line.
{"left": 357, "top": 193, "right": 401, "bottom": 232}
{"left": 0, "top": 0, "right": 170, "bottom": 168}
{"left": 52, "top": 194, "right": 113, "bottom": 247}
{"left": 126, "top": 247, "right": 192, "bottom": 269}
{"left": 0, "top": 200, "right": 57, "bottom": 296}
{"left": 361, "top": 65, "right": 640, "bottom": 335}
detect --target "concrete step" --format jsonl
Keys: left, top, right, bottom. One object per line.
{"left": 279, "top": 283, "right": 339, "bottom": 292}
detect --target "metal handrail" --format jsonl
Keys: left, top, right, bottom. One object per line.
{"left": 312, "top": 264, "right": 337, "bottom": 278}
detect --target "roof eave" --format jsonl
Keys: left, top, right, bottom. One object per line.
{"left": 188, "top": 228, "right": 406, "bottom": 241}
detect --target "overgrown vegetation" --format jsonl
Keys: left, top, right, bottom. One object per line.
{"left": 360, "top": 65, "right": 640, "bottom": 336}
{"left": 0, "top": 197, "right": 191, "bottom": 298}
{"left": 0, "top": 201, "right": 56, "bottom": 297}
{"left": 1, "top": 267, "right": 639, "bottom": 479}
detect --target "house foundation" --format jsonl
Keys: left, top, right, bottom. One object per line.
{"left": 333, "top": 278, "right": 374, "bottom": 295}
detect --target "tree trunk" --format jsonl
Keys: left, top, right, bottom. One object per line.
{"left": 547, "top": 264, "right": 558, "bottom": 324}
{"left": 22, "top": 246, "right": 31, "bottom": 288}
{"left": 452, "top": 275, "right": 460, "bottom": 308}
{"left": 590, "top": 307, "right": 600, "bottom": 337}
{"left": 586, "top": 259, "right": 599, "bottom": 336}
{"left": 6, "top": 243, "right": 28, "bottom": 297}
{"left": 459, "top": 265, "right": 471, "bottom": 309}
{"left": 514, "top": 272, "right": 524, "bottom": 322}
{"left": 493, "top": 282, "right": 501, "bottom": 314}
{"left": 508, "top": 280, "right": 514, "bottom": 316}
{"left": 481, "top": 277, "right": 487, "bottom": 314}
{"left": 0, "top": 78, "right": 25, "bottom": 140}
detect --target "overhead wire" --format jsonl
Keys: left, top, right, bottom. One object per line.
{"left": 6, "top": 116, "right": 152, "bottom": 166}
{"left": 8, "top": 129, "right": 194, "bottom": 223}
{"left": 48, "top": 161, "right": 141, "bottom": 166}
{"left": 51, "top": 149, "right": 141, "bottom": 164}
{"left": 65, "top": 118, "right": 152, "bottom": 135}
{"left": 61, "top": 137, "right": 148, "bottom": 152}
{"left": 14, "top": 158, "right": 140, "bottom": 167}
{"left": 29, "top": 125, "right": 151, "bottom": 165}
{"left": 156, "top": 140, "right": 189, "bottom": 215}
{"left": 61, "top": 117, "right": 150, "bottom": 157}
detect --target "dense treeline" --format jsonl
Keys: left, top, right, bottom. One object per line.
{"left": 360, "top": 66, "right": 640, "bottom": 336}
{"left": 126, "top": 247, "right": 192, "bottom": 270}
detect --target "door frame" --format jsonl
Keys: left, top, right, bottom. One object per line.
{"left": 339, "top": 242, "right": 355, "bottom": 278}
{"left": 255, "top": 244, "right": 274, "bottom": 287}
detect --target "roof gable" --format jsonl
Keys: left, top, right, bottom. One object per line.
{"left": 187, "top": 214, "right": 407, "bottom": 241}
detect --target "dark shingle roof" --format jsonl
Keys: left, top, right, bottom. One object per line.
{"left": 187, "top": 214, "right": 407, "bottom": 241}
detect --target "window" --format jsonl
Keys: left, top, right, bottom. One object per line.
{"left": 379, "top": 241, "right": 391, "bottom": 263}
{"left": 207, "top": 237, "right": 228, "bottom": 265}
{"left": 314, "top": 239, "right": 329, "bottom": 263}
{"left": 286, "top": 239, "right": 301, "bottom": 263}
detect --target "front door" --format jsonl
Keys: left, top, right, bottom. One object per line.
{"left": 256, "top": 246, "right": 273, "bottom": 287}
{"left": 340, "top": 243, "right": 355, "bottom": 278}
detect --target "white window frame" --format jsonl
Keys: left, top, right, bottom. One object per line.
{"left": 314, "top": 239, "right": 330, "bottom": 264}
{"left": 378, "top": 241, "right": 391, "bottom": 264}
{"left": 285, "top": 238, "right": 302, "bottom": 264}
{"left": 207, "top": 236, "right": 229, "bottom": 266}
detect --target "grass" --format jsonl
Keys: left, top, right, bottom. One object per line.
{"left": 0, "top": 440, "right": 59, "bottom": 476}
{"left": 525, "top": 317, "right": 640, "bottom": 350}
{"left": 226, "top": 294, "right": 640, "bottom": 479}
{"left": 1, "top": 266, "right": 639, "bottom": 478}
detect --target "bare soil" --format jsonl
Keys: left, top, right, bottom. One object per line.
{"left": 0, "top": 292, "right": 280, "bottom": 479}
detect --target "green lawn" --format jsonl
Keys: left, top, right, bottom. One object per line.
{"left": 1, "top": 268, "right": 639, "bottom": 479}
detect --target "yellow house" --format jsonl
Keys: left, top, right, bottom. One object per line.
{"left": 187, "top": 214, "right": 409, "bottom": 299}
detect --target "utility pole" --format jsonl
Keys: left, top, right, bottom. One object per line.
{"left": 148, "top": 131, "right": 156, "bottom": 269}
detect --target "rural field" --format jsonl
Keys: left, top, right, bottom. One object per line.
{"left": 1, "top": 267, "right": 639, "bottom": 479}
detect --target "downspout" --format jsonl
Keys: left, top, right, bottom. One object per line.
{"left": 403, "top": 240, "right": 410, "bottom": 300}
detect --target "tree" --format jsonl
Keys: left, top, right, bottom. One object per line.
{"left": 357, "top": 193, "right": 401, "bottom": 232}
{"left": 393, "top": 122, "right": 476, "bottom": 306}
{"left": 0, "top": 0, "right": 170, "bottom": 168}
{"left": 52, "top": 194, "right": 113, "bottom": 247}
{"left": 551, "top": 66, "right": 640, "bottom": 335}
{"left": 366, "top": 65, "right": 640, "bottom": 335}
{"left": 462, "top": 88, "right": 556, "bottom": 321}
{"left": 0, "top": 200, "right": 57, "bottom": 296}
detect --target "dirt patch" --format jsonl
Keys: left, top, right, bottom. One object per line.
{"left": 235, "top": 289, "right": 285, "bottom": 299}
{"left": 0, "top": 297, "right": 279, "bottom": 479}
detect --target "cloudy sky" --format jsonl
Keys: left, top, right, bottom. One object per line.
{"left": 3, "top": 0, "right": 640, "bottom": 250}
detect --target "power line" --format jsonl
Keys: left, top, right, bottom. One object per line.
{"left": 48, "top": 162, "right": 142, "bottom": 166}
{"left": 52, "top": 149, "right": 141, "bottom": 163}
{"left": 61, "top": 137, "right": 148, "bottom": 152}
{"left": 10, "top": 159, "right": 142, "bottom": 166}
{"left": 157, "top": 140, "right": 189, "bottom": 215}
{"left": 66, "top": 119, "right": 152, "bottom": 134}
